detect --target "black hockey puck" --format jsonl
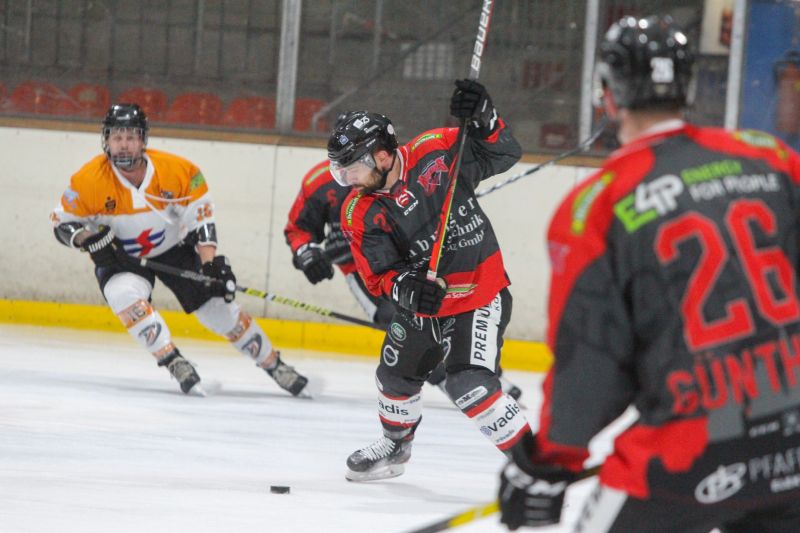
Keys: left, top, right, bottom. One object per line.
{"left": 270, "top": 485, "right": 291, "bottom": 494}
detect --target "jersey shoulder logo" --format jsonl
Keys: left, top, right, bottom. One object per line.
{"left": 189, "top": 172, "right": 206, "bottom": 191}
{"left": 410, "top": 132, "right": 443, "bottom": 152}
{"left": 571, "top": 171, "right": 613, "bottom": 234}
{"left": 418, "top": 155, "right": 448, "bottom": 196}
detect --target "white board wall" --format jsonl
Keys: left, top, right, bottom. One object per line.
{"left": 0, "top": 126, "right": 594, "bottom": 341}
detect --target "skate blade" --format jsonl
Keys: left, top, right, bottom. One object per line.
{"left": 345, "top": 464, "right": 405, "bottom": 482}
{"left": 187, "top": 380, "right": 222, "bottom": 397}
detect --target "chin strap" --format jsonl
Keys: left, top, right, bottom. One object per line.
{"left": 376, "top": 151, "right": 397, "bottom": 190}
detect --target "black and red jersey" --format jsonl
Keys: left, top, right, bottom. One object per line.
{"left": 342, "top": 120, "right": 521, "bottom": 316}
{"left": 284, "top": 160, "right": 356, "bottom": 275}
{"left": 539, "top": 121, "right": 800, "bottom": 504}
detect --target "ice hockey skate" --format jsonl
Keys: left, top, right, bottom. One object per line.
{"left": 158, "top": 350, "right": 203, "bottom": 395}
{"left": 266, "top": 352, "right": 309, "bottom": 397}
{"left": 345, "top": 436, "right": 413, "bottom": 482}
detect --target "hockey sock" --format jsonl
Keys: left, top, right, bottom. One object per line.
{"left": 116, "top": 299, "right": 176, "bottom": 359}
{"left": 194, "top": 299, "right": 274, "bottom": 366}
{"left": 464, "top": 391, "right": 530, "bottom": 451}
{"left": 224, "top": 311, "right": 275, "bottom": 367}
{"left": 377, "top": 389, "right": 423, "bottom": 439}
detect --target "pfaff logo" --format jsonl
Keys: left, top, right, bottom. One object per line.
{"left": 471, "top": 0, "right": 493, "bottom": 75}
{"left": 695, "top": 464, "right": 746, "bottom": 504}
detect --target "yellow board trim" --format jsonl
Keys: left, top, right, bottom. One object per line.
{"left": 0, "top": 299, "right": 553, "bottom": 372}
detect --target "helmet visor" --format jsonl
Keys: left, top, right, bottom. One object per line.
{"left": 329, "top": 152, "right": 376, "bottom": 187}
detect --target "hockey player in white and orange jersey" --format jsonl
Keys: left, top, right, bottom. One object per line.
{"left": 51, "top": 103, "right": 309, "bottom": 397}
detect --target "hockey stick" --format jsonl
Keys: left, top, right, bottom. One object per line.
{"left": 427, "top": 0, "right": 495, "bottom": 282}
{"left": 134, "top": 257, "right": 383, "bottom": 330}
{"left": 476, "top": 117, "right": 608, "bottom": 198}
{"left": 405, "top": 465, "right": 601, "bottom": 533}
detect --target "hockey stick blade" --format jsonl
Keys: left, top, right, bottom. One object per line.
{"left": 404, "top": 465, "right": 601, "bottom": 533}
{"left": 476, "top": 117, "right": 607, "bottom": 198}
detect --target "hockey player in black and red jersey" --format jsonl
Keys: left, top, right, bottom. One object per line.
{"left": 284, "top": 157, "right": 397, "bottom": 327}
{"left": 328, "top": 81, "right": 533, "bottom": 482}
{"left": 51, "top": 103, "right": 309, "bottom": 397}
{"left": 284, "top": 152, "right": 523, "bottom": 398}
{"left": 499, "top": 15, "right": 800, "bottom": 532}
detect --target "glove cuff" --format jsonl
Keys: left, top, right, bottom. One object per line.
{"left": 83, "top": 230, "right": 115, "bottom": 253}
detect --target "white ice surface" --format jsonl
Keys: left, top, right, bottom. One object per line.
{"left": 0, "top": 324, "right": 613, "bottom": 533}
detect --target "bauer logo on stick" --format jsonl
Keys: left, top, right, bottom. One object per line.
{"left": 470, "top": 0, "right": 494, "bottom": 77}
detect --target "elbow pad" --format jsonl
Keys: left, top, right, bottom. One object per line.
{"left": 195, "top": 222, "right": 218, "bottom": 246}
{"left": 54, "top": 221, "right": 88, "bottom": 248}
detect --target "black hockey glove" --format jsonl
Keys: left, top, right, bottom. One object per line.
{"left": 323, "top": 224, "right": 353, "bottom": 265}
{"left": 499, "top": 433, "right": 577, "bottom": 530}
{"left": 201, "top": 255, "right": 237, "bottom": 303}
{"left": 81, "top": 226, "right": 127, "bottom": 269}
{"left": 293, "top": 243, "right": 334, "bottom": 284}
{"left": 450, "top": 79, "right": 499, "bottom": 139}
{"left": 391, "top": 271, "right": 447, "bottom": 316}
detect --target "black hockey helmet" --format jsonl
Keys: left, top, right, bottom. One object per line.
{"left": 327, "top": 111, "right": 398, "bottom": 168}
{"left": 102, "top": 103, "right": 149, "bottom": 146}
{"left": 595, "top": 15, "right": 694, "bottom": 111}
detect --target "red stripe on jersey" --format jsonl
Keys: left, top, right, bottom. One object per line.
{"left": 342, "top": 189, "right": 400, "bottom": 297}
{"left": 601, "top": 418, "right": 708, "bottom": 498}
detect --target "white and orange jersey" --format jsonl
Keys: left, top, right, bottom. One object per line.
{"left": 51, "top": 149, "right": 215, "bottom": 258}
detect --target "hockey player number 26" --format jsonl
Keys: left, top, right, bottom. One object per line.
{"left": 655, "top": 199, "right": 800, "bottom": 351}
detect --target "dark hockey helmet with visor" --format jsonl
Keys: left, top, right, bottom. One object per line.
{"left": 595, "top": 15, "right": 694, "bottom": 111}
{"left": 327, "top": 111, "right": 398, "bottom": 187}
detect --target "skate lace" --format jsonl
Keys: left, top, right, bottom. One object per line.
{"left": 271, "top": 361, "right": 299, "bottom": 388}
{"left": 360, "top": 438, "right": 395, "bottom": 461}
{"left": 169, "top": 358, "right": 196, "bottom": 383}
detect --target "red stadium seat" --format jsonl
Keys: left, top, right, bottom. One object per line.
{"left": 60, "top": 83, "right": 111, "bottom": 117}
{"left": 8, "top": 81, "right": 65, "bottom": 115}
{"left": 294, "top": 98, "right": 328, "bottom": 132}
{"left": 117, "top": 87, "right": 169, "bottom": 121}
{"left": 165, "top": 92, "right": 223, "bottom": 125}
{"left": 223, "top": 96, "right": 276, "bottom": 129}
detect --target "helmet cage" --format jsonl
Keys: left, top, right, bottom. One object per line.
{"left": 101, "top": 103, "right": 149, "bottom": 155}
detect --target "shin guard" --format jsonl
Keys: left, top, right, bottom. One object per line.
{"left": 195, "top": 299, "right": 274, "bottom": 366}
{"left": 116, "top": 299, "right": 175, "bottom": 359}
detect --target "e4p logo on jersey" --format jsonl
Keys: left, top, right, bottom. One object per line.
{"left": 614, "top": 174, "right": 684, "bottom": 234}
